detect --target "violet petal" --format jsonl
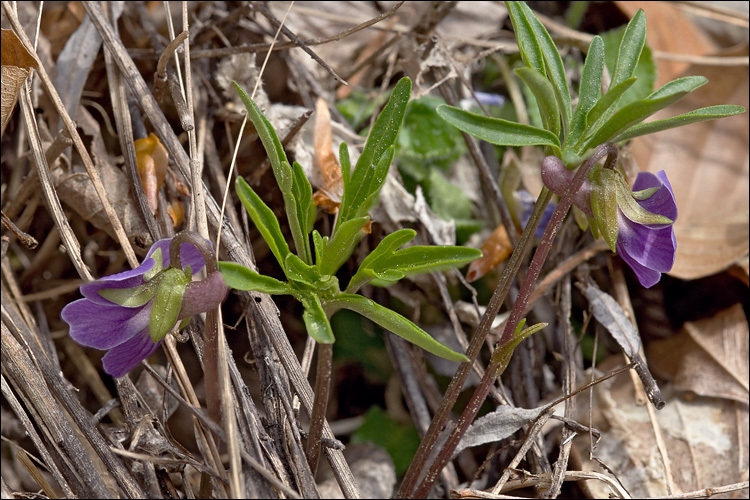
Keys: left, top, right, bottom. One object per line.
{"left": 102, "top": 331, "right": 163, "bottom": 378}
{"left": 62, "top": 299, "right": 151, "bottom": 350}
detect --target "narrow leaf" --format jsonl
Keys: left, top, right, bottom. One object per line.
{"left": 347, "top": 229, "right": 417, "bottom": 292}
{"left": 320, "top": 216, "right": 369, "bottom": 276}
{"left": 340, "top": 77, "right": 411, "bottom": 222}
{"left": 566, "top": 35, "right": 604, "bottom": 148}
{"left": 285, "top": 253, "right": 321, "bottom": 285}
{"left": 582, "top": 76, "right": 708, "bottom": 151}
{"left": 507, "top": 1, "right": 572, "bottom": 129}
{"left": 217, "top": 261, "right": 290, "bottom": 295}
{"left": 612, "top": 9, "right": 647, "bottom": 89}
{"left": 437, "top": 105, "right": 560, "bottom": 153}
{"left": 515, "top": 67, "right": 560, "bottom": 138}
{"left": 327, "top": 294, "right": 469, "bottom": 362}
{"left": 235, "top": 176, "right": 291, "bottom": 270}
{"left": 378, "top": 246, "right": 483, "bottom": 277}
{"left": 612, "top": 105, "right": 747, "bottom": 143}
{"left": 584, "top": 77, "right": 636, "bottom": 131}
{"left": 302, "top": 294, "right": 335, "bottom": 343}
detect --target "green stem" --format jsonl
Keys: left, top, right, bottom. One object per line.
{"left": 408, "top": 143, "right": 618, "bottom": 498}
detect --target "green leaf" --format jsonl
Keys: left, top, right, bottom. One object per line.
{"left": 583, "top": 77, "right": 637, "bottom": 133}
{"left": 351, "top": 406, "right": 420, "bottom": 476}
{"left": 437, "top": 105, "right": 561, "bottom": 154}
{"left": 320, "top": 216, "right": 370, "bottom": 276}
{"left": 150, "top": 268, "right": 190, "bottom": 343}
{"left": 515, "top": 67, "right": 561, "bottom": 138}
{"left": 99, "top": 280, "right": 159, "bottom": 307}
{"left": 302, "top": 294, "right": 335, "bottom": 343}
{"left": 611, "top": 9, "right": 647, "bottom": 91}
{"left": 339, "top": 142, "right": 351, "bottom": 194}
{"left": 285, "top": 253, "right": 321, "bottom": 285}
{"left": 602, "top": 21, "right": 655, "bottom": 110}
{"left": 235, "top": 176, "right": 291, "bottom": 270}
{"left": 217, "top": 261, "right": 290, "bottom": 295}
{"left": 490, "top": 320, "right": 547, "bottom": 375}
{"left": 396, "top": 96, "right": 467, "bottom": 179}
{"left": 326, "top": 294, "right": 469, "bottom": 362}
{"left": 291, "top": 160, "right": 315, "bottom": 258}
{"left": 347, "top": 229, "right": 417, "bottom": 293}
{"left": 377, "top": 246, "right": 483, "bottom": 278}
{"left": 340, "top": 77, "right": 412, "bottom": 223}
{"left": 233, "top": 82, "right": 291, "bottom": 191}
{"left": 590, "top": 167, "right": 619, "bottom": 252}
{"left": 582, "top": 76, "right": 708, "bottom": 151}
{"left": 612, "top": 105, "right": 747, "bottom": 143}
{"left": 233, "top": 82, "right": 314, "bottom": 264}
{"left": 566, "top": 35, "right": 604, "bottom": 149}
{"left": 507, "top": 1, "right": 572, "bottom": 133}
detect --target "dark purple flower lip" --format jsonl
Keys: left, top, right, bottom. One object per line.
{"left": 61, "top": 234, "right": 226, "bottom": 378}
{"left": 541, "top": 156, "right": 678, "bottom": 288}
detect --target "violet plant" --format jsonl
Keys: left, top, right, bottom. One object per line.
{"left": 61, "top": 233, "right": 227, "bottom": 378}
{"left": 219, "top": 76, "right": 481, "bottom": 473}
{"left": 398, "top": 2, "right": 745, "bottom": 497}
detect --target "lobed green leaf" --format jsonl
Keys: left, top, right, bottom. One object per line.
{"left": 319, "top": 216, "right": 370, "bottom": 276}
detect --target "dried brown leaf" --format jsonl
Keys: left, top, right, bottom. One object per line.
{"left": 312, "top": 97, "right": 343, "bottom": 213}
{"left": 1, "top": 29, "right": 38, "bottom": 137}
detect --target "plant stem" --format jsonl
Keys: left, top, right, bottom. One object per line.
{"left": 405, "top": 143, "right": 618, "bottom": 498}
{"left": 397, "top": 186, "right": 553, "bottom": 497}
{"left": 306, "top": 341, "right": 333, "bottom": 476}
{"left": 170, "top": 231, "right": 222, "bottom": 425}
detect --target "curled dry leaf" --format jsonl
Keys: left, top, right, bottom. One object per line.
{"left": 312, "top": 97, "right": 343, "bottom": 214}
{"left": 134, "top": 133, "right": 169, "bottom": 214}
{"left": 466, "top": 223, "right": 513, "bottom": 282}
{"left": 1, "top": 29, "right": 39, "bottom": 138}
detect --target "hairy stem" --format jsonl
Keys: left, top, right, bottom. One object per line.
{"left": 306, "top": 341, "right": 333, "bottom": 476}
{"left": 407, "top": 143, "right": 618, "bottom": 498}
{"left": 170, "top": 231, "right": 222, "bottom": 425}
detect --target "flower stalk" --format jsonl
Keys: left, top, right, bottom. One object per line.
{"left": 404, "top": 143, "right": 618, "bottom": 498}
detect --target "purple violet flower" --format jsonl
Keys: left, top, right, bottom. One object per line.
{"left": 541, "top": 156, "right": 677, "bottom": 288}
{"left": 61, "top": 236, "right": 227, "bottom": 378}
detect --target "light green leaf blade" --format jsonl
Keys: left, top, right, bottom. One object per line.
{"left": 150, "top": 268, "right": 190, "bottom": 343}
{"left": 582, "top": 76, "right": 708, "bottom": 151}
{"left": 437, "top": 105, "right": 561, "bottom": 153}
{"left": 340, "top": 77, "right": 411, "bottom": 222}
{"left": 217, "top": 261, "right": 290, "bottom": 295}
{"left": 515, "top": 67, "right": 560, "bottom": 138}
{"left": 302, "top": 294, "right": 335, "bottom": 344}
{"left": 566, "top": 35, "right": 604, "bottom": 149}
{"left": 235, "top": 176, "right": 291, "bottom": 270}
{"left": 321, "top": 216, "right": 370, "bottom": 276}
{"left": 347, "top": 229, "right": 417, "bottom": 293}
{"left": 378, "top": 246, "right": 483, "bottom": 278}
{"left": 611, "top": 9, "right": 647, "bottom": 90}
{"left": 327, "top": 294, "right": 469, "bottom": 362}
{"left": 612, "top": 105, "right": 747, "bottom": 143}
